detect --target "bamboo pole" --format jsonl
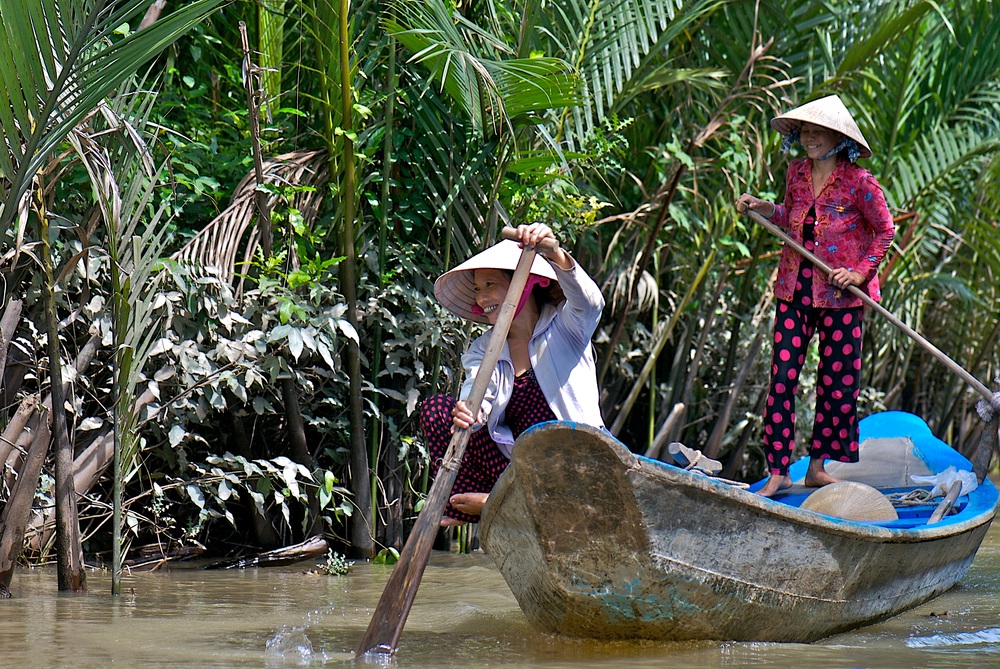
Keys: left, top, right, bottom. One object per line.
{"left": 741, "top": 207, "right": 992, "bottom": 401}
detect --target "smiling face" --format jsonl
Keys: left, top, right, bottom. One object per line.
{"left": 473, "top": 268, "right": 512, "bottom": 324}
{"left": 799, "top": 122, "right": 843, "bottom": 161}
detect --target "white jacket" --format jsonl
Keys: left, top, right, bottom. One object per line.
{"left": 459, "top": 256, "right": 605, "bottom": 457}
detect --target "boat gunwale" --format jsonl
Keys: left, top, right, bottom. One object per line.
{"left": 482, "top": 420, "right": 999, "bottom": 546}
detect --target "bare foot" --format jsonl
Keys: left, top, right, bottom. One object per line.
{"left": 450, "top": 492, "right": 489, "bottom": 516}
{"left": 804, "top": 458, "right": 839, "bottom": 488}
{"left": 440, "top": 516, "right": 467, "bottom": 527}
{"left": 757, "top": 474, "right": 793, "bottom": 498}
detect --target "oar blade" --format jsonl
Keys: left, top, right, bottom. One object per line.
{"left": 355, "top": 444, "right": 462, "bottom": 655}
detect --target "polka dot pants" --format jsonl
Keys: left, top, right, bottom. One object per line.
{"left": 763, "top": 300, "right": 864, "bottom": 475}
{"left": 419, "top": 369, "right": 557, "bottom": 523}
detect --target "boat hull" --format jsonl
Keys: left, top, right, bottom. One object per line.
{"left": 480, "top": 415, "right": 998, "bottom": 642}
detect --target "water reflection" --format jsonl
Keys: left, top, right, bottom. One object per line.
{"left": 1, "top": 524, "right": 998, "bottom": 669}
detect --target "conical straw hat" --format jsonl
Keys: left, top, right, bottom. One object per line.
{"left": 770, "top": 95, "right": 872, "bottom": 159}
{"left": 800, "top": 480, "right": 898, "bottom": 521}
{"left": 434, "top": 239, "right": 559, "bottom": 324}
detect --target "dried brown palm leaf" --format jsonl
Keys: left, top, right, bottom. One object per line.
{"left": 171, "top": 149, "right": 329, "bottom": 290}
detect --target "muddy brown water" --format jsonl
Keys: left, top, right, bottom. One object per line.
{"left": 3, "top": 523, "right": 999, "bottom": 669}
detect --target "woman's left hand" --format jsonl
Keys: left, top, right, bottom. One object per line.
{"left": 828, "top": 267, "right": 866, "bottom": 290}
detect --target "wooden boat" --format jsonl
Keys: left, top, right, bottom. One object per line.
{"left": 479, "top": 411, "right": 999, "bottom": 642}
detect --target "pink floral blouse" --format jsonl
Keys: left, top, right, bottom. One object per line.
{"left": 770, "top": 158, "right": 895, "bottom": 309}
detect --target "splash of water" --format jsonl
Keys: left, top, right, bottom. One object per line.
{"left": 265, "top": 626, "right": 316, "bottom": 666}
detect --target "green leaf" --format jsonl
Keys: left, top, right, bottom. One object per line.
{"left": 335, "top": 319, "right": 359, "bottom": 345}
{"left": 168, "top": 425, "right": 187, "bottom": 447}
{"left": 249, "top": 490, "right": 266, "bottom": 516}
{"left": 186, "top": 484, "right": 206, "bottom": 509}
{"left": 334, "top": 126, "right": 359, "bottom": 142}
{"left": 373, "top": 547, "right": 400, "bottom": 565}
{"left": 278, "top": 300, "right": 295, "bottom": 324}
{"left": 281, "top": 462, "right": 302, "bottom": 499}
{"left": 287, "top": 327, "right": 304, "bottom": 360}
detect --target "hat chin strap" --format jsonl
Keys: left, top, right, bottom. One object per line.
{"left": 471, "top": 276, "right": 550, "bottom": 319}
{"left": 821, "top": 137, "right": 861, "bottom": 163}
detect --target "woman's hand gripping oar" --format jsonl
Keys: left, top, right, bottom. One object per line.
{"left": 355, "top": 228, "right": 558, "bottom": 659}
{"left": 738, "top": 202, "right": 1000, "bottom": 480}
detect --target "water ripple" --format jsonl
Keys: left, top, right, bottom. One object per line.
{"left": 905, "top": 628, "right": 1000, "bottom": 648}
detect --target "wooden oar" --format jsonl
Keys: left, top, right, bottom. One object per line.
{"left": 355, "top": 229, "right": 553, "bottom": 658}
{"left": 740, "top": 206, "right": 999, "bottom": 481}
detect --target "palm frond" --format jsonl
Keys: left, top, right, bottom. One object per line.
{"left": 540, "top": 0, "right": 727, "bottom": 145}
{"left": 385, "top": 0, "right": 582, "bottom": 137}
{"left": 0, "top": 0, "right": 226, "bottom": 234}
{"left": 886, "top": 125, "right": 1000, "bottom": 211}
{"left": 932, "top": 0, "right": 1000, "bottom": 134}
{"left": 171, "top": 150, "right": 330, "bottom": 288}
{"left": 402, "top": 85, "right": 495, "bottom": 259}
{"left": 834, "top": 1, "right": 937, "bottom": 78}
{"left": 259, "top": 0, "right": 287, "bottom": 110}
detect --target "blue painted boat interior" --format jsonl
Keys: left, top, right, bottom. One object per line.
{"left": 749, "top": 411, "right": 999, "bottom": 529}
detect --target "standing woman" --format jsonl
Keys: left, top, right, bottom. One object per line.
{"left": 737, "top": 95, "right": 895, "bottom": 497}
{"left": 421, "top": 223, "right": 606, "bottom": 525}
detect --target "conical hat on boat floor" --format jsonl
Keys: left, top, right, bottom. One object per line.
{"left": 800, "top": 481, "right": 899, "bottom": 522}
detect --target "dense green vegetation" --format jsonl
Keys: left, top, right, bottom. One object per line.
{"left": 2, "top": 0, "right": 999, "bottom": 589}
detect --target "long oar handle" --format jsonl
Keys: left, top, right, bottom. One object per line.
{"left": 355, "top": 241, "right": 540, "bottom": 658}
{"left": 740, "top": 206, "right": 993, "bottom": 402}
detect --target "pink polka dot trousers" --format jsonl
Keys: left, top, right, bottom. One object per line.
{"left": 763, "top": 300, "right": 864, "bottom": 475}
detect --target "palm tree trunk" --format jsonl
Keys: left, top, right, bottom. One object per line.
{"left": 0, "top": 298, "right": 23, "bottom": 387}
{"left": 239, "top": 21, "right": 273, "bottom": 258}
{"left": 40, "top": 198, "right": 86, "bottom": 591}
{"left": 372, "top": 37, "right": 401, "bottom": 549}
{"left": 339, "top": 0, "right": 373, "bottom": 557}
{"left": 226, "top": 411, "right": 282, "bottom": 548}
{"left": 0, "top": 396, "right": 37, "bottom": 468}
{"left": 47, "top": 319, "right": 87, "bottom": 591}
{"left": 280, "top": 377, "right": 322, "bottom": 536}
{"left": 0, "top": 414, "right": 50, "bottom": 594}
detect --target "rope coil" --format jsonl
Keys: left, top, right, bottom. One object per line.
{"left": 976, "top": 389, "right": 1000, "bottom": 422}
{"left": 886, "top": 489, "right": 937, "bottom": 506}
